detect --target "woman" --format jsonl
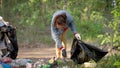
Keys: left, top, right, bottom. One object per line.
{"left": 51, "top": 10, "right": 81, "bottom": 59}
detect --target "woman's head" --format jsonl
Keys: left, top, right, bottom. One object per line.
{"left": 54, "top": 13, "right": 67, "bottom": 29}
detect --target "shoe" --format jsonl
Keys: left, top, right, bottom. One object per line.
{"left": 62, "top": 49, "right": 67, "bottom": 57}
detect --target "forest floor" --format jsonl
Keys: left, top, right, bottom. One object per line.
{"left": 17, "top": 43, "right": 120, "bottom": 68}
{"left": 17, "top": 44, "right": 73, "bottom": 68}
{"left": 17, "top": 43, "right": 120, "bottom": 59}
{"left": 18, "top": 43, "right": 72, "bottom": 59}
{"left": 0, "top": 43, "right": 119, "bottom": 68}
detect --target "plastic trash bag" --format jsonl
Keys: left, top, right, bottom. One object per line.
{"left": 70, "top": 38, "right": 108, "bottom": 64}
{"left": 0, "top": 25, "right": 18, "bottom": 59}
{"left": 6, "top": 26, "right": 18, "bottom": 59}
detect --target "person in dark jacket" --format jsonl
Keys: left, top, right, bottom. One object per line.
{"left": 51, "top": 10, "right": 81, "bottom": 59}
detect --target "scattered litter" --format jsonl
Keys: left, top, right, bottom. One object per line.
{"left": 1, "top": 57, "right": 12, "bottom": 63}
{"left": 62, "top": 66, "right": 69, "bottom": 68}
{"left": 26, "top": 59, "right": 34, "bottom": 68}
{"left": 84, "top": 62, "right": 97, "bottom": 68}
{"left": 15, "top": 58, "right": 28, "bottom": 66}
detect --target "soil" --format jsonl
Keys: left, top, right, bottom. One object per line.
{"left": 17, "top": 44, "right": 72, "bottom": 68}
{"left": 18, "top": 43, "right": 120, "bottom": 61}
{"left": 18, "top": 44, "right": 71, "bottom": 59}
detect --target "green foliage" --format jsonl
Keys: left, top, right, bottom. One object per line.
{"left": 97, "top": 55, "right": 120, "bottom": 68}
{"left": 57, "top": 55, "right": 120, "bottom": 68}
{"left": 97, "top": 3, "right": 120, "bottom": 46}
{"left": 114, "top": 61, "right": 120, "bottom": 67}
{"left": 74, "top": 10, "right": 105, "bottom": 40}
{"left": 0, "top": 0, "right": 118, "bottom": 46}
{"left": 77, "top": 21, "right": 103, "bottom": 40}
{"left": 13, "top": 0, "right": 42, "bottom": 26}
{"left": 10, "top": 0, "right": 54, "bottom": 45}
{"left": 1, "top": 1, "right": 120, "bottom": 67}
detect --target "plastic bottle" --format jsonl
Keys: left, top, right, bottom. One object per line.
{"left": 34, "top": 61, "right": 43, "bottom": 68}
{"left": 38, "top": 64, "right": 43, "bottom": 68}
{"left": 26, "top": 59, "right": 33, "bottom": 68}
{"left": 11, "top": 60, "right": 19, "bottom": 68}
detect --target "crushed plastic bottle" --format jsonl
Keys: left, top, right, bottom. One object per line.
{"left": 10, "top": 60, "right": 19, "bottom": 68}
{"left": 15, "top": 58, "right": 27, "bottom": 66}
{"left": 38, "top": 64, "right": 43, "bottom": 68}
{"left": 26, "top": 59, "right": 34, "bottom": 68}
{"left": 33, "top": 61, "right": 42, "bottom": 68}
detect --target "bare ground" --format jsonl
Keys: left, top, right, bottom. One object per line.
{"left": 17, "top": 43, "right": 120, "bottom": 59}
{"left": 17, "top": 45, "right": 71, "bottom": 59}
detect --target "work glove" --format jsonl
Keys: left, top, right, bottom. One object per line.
{"left": 74, "top": 33, "right": 81, "bottom": 40}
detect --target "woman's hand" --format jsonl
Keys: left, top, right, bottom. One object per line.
{"left": 74, "top": 33, "right": 81, "bottom": 40}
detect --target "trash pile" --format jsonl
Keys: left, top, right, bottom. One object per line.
{"left": 0, "top": 57, "right": 58, "bottom": 68}
{"left": 0, "top": 57, "right": 17, "bottom": 68}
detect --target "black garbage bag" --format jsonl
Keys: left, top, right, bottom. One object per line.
{"left": 6, "top": 26, "right": 18, "bottom": 59}
{"left": 0, "top": 25, "right": 18, "bottom": 59}
{"left": 70, "top": 38, "right": 108, "bottom": 64}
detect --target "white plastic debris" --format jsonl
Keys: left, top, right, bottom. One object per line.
{"left": 15, "top": 59, "right": 29, "bottom": 66}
